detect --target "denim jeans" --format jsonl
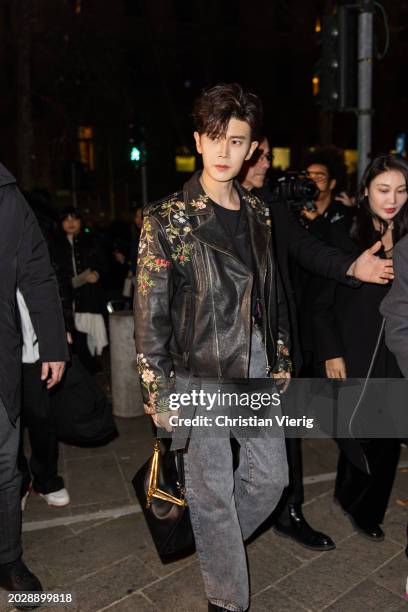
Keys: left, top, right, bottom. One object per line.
{"left": 183, "top": 326, "right": 289, "bottom": 611}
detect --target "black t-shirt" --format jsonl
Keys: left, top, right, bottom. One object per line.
{"left": 212, "top": 200, "right": 258, "bottom": 317}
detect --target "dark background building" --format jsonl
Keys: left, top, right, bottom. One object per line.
{"left": 0, "top": 0, "right": 407, "bottom": 221}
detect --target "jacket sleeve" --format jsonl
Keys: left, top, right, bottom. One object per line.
{"left": 312, "top": 277, "right": 345, "bottom": 364}
{"left": 288, "top": 213, "right": 358, "bottom": 285}
{"left": 274, "top": 265, "right": 292, "bottom": 373}
{"left": 16, "top": 190, "right": 69, "bottom": 362}
{"left": 380, "top": 239, "right": 408, "bottom": 378}
{"left": 134, "top": 214, "right": 175, "bottom": 415}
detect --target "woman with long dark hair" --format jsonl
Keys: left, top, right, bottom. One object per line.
{"left": 313, "top": 154, "right": 408, "bottom": 540}
{"left": 50, "top": 207, "right": 109, "bottom": 373}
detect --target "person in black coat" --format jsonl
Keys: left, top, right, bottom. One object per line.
{"left": 0, "top": 163, "right": 68, "bottom": 604}
{"left": 240, "top": 139, "right": 396, "bottom": 552}
{"left": 313, "top": 154, "right": 408, "bottom": 540}
{"left": 50, "top": 207, "right": 109, "bottom": 373}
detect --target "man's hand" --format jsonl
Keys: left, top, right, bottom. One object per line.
{"left": 325, "top": 357, "right": 347, "bottom": 379}
{"left": 347, "top": 241, "right": 394, "bottom": 284}
{"left": 152, "top": 410, "right": 177, "bottom": 432}
{"left": 41, "top": 362, "right": 65, "bottom": 389}
{"left": 86, "top": 270, "right": 100, "bottom": 284}
{"left": 335, "top": 191, "right": 354, "bottom": 207}
{"left": 114, "top": 251, "right": 126, "bottom": 265}
{"left": 300, "top": 207, "right": 320, "bottom": 222}
{"left": 66, "top": 332, "right": 73, "bottom": 345}
{"left": 272, "top": 370, "right": 291, "bottom": 393}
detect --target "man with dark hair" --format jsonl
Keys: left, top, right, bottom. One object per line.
{"left": 240, "top": 138, "right": 395, "bottom": 552}
{"left": 135, "top": 83, "right": 291, "bottom": 612}
{"left": 0, "top": 163, "right": 68, "bottom": 608}
{"left": 292, "top": 148, "right": 353, "bottom": 373}
{"left": 300, "top": 148, "right": 352, "bottom": 238}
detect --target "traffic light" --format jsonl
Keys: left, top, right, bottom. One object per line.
{"left": 129, "top": 141, "right": 147, "bottom": 166}
{"left": 313, "top": 6, "right": 358, "bottom": 112}
{"left": 128, "top": 123, "right": 147, "bottom": 167}
{"left": 130, "top": 145, "right": 141, "bottom": 163}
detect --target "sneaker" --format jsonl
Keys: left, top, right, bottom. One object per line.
{"left": 21, "top": 484, "right": 32, "bottom": 512}
{"left": 38, "top": 488, "right": 70, "bottom": 507}
{"left": 0, "top": 557, "right": 42, "bottom": 609}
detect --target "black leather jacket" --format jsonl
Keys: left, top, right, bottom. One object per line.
{"left": 134, "top": 173, "right": 291, "bottom": 415}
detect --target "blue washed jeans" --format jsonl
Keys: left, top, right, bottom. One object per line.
{"left": 183, "top": 327, "right": 289, "bottom": 611}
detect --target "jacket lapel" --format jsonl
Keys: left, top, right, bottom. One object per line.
{"left": 183, "top": 172, "right": 240, "bottom": 260}
{"left": 182, "top": 172, "right": 271, "bottom": 264}
{"left": 191, "top": 214, "right": 239, "bottom": 259}
{"left": 239, "top": 187, "right": 271, "bottom": 272}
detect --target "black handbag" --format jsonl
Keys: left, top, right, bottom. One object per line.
{"left": 50, "top": 353, "right": 118, "bottom": 446}
{"left": 132, "top": 439, "right": 195, "bottom": 563}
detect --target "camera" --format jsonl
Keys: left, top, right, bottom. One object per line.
{"left": 271, "top": 171, "right": 320, "bottom": 211}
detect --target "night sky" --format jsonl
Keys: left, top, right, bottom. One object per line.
{"left": 0, "top": 0, "right": 407, "bottom": 213}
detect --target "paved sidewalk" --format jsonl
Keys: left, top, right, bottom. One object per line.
{"left": 3, "top": 417, "right": 408, "bottom": 612}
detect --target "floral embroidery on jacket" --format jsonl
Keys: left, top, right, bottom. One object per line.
{"left": 137, "top": 194, "right": 204, "bottom": 289}
{"left": 136, "top": 353, "right": 174, "bottom": 414}
{"left": 137, "top": 218, "right": 172, "bottom": 296}
{"left": 275, "top": 339, "right": 293, "bottom": 373}
{"left": 242, "top": 193, "right": 271, "bottom": 226}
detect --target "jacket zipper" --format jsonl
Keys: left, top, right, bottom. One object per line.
{"left": 182, "top": 288, "right": 194, "bottom": 368}
{"left": 204, "top": 246, "right": 222, "bottom": 379}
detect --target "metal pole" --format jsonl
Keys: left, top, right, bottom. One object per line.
{"left": 108, "top": 146, "right": 116, "bottom": 220}
{"left": 71, "top": 162, "right": 77, "bottom": 208}
{"left": 357, "top": 0, "right": 374, "bottom": 182}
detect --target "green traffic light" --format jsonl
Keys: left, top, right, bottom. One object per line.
{"left": 130, "top": 146, "right": 141, "bottom": 162}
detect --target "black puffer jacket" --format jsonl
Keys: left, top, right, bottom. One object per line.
{"left": 134, "top": 172, "right": 291, "bottom": 415}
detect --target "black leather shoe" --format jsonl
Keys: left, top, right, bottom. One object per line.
{"left": 274, "top": 504, "right": 336, "bottom": 551}
{"left": 348, "top": 516, "right": 385, "bottom": 541}
{"left": 208, "top": 602, "right": 229, "bottom": 611}
{"left": 0, "top": 557, "right": 42, "bottom": 610}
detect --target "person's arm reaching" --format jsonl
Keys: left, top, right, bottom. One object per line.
{"left": 288, "top": 213, "right": 393, "bottom": 285}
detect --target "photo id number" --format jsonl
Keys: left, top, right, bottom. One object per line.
{"left": 6, "top": 591, "right": 75, "bottom": 606}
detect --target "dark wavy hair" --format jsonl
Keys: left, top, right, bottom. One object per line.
{"left": 59, "top": 206, "right": 82, "bottom": 222}
{"left": 192, "top": 83, "right": 263, "bottom": 141}
{"left": 351, "top": 154, "right": 408, "bottom": 250}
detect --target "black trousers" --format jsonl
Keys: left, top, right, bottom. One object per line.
{"left": 274, "top": 438, "right": 304, "bottom": 523}
{"left": 335, "top": 438, "right": 400, "bottom": 525}
{"left": 18, "top": 362, "right": 63, "bottom": 496}
{"left": 0, "top": 399, "right": 22, "bottom": 565}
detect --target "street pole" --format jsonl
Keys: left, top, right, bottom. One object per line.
{"left": 141, "top": 164, "right": 148, "bottom": 206}
{"left": 71, "top": 162, "right": 77, "bottom": 208}
{"left": 357, "top": 0, "right": 374, "bottom": 182}
{"left": 141, "top": 141, "right": 148, "bottom": 205}
{"left": 108, "top": 146, "right": 116, "bottom": 220}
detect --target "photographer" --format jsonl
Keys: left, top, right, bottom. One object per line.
{"left": 240, "top": 139, "right": 393, "bottom": 553}
{"left": 291, "top": 148, "right": 354, "bottom": 374}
